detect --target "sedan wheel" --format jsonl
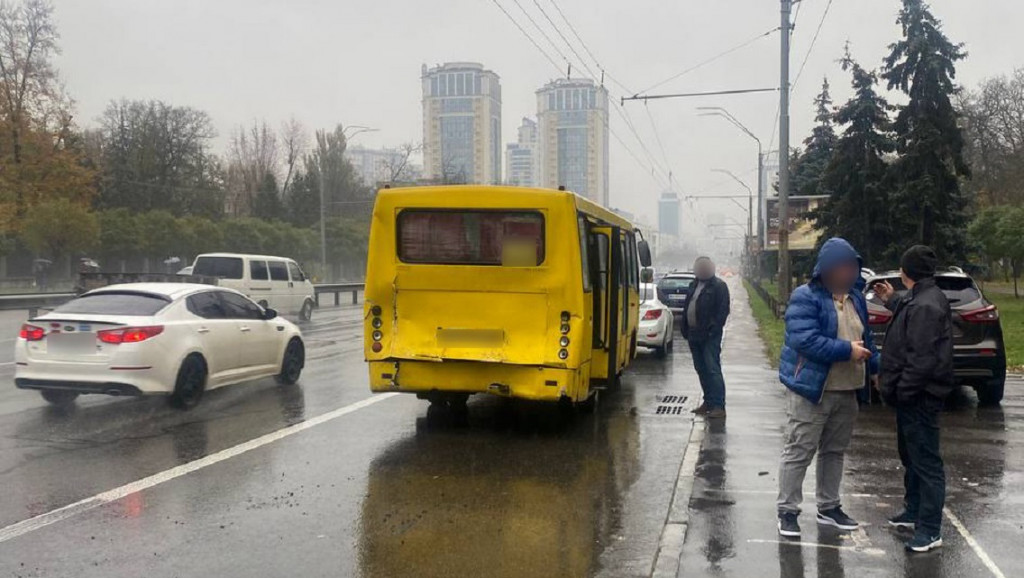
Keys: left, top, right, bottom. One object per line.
{"left": 40, "top": 390, "right": 79, "bottom": 407}
{"left": 170, "top": 356, "right": 206, "bottom": 410}
{"left": 276, "top": 338, "right": 305, "bottom": 385}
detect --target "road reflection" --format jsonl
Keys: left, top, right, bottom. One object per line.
{"left": 357, "top": 393, "right": 641, "bottom": 578}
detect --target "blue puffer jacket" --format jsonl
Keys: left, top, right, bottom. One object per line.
{"left": 778, "top": 238, "right": 880, "bottom": 403}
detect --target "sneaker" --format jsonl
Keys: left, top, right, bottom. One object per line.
{"left": 691, "top": 402, "right": 709, "bottom": 415}
{"left": 705, "top": 407, "right": 727, "bottom": 419}
{"left": 906, "top": 533, "right": 942, "bottom": 553}
{"left": 888, "top": 511, "right": 916, "bottom": 531}
{"left": 817, "top": 507, "right": 859, "bottom": 531}
{"left": 778, "top": 512, "right": 801, "bottom": 537}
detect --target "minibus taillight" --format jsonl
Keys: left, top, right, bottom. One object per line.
{"left": 19, "top": 324, "right": 45, "bottom": 341}
{"left": 370, "top": 305, "right": 384, "bottom": 352}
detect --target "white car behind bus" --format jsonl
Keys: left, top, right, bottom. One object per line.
{"left": 638, "top": 283, "right": 674, "bottom": 358}
{"left": 191, "top": 253, "right": 316, "bottom": 321}
{"left": 15, "top": 283, "right": 305, "bottom": 409}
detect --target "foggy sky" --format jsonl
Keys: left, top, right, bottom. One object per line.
{"left": 51, "top": 0, "right": 1024, "bottom": 233}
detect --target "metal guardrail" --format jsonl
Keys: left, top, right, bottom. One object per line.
{"left": 0, "top": 282, "right": 367, "bottom": 317}
{"left": 314, "top": 283, "right": 364, "bottom": 307}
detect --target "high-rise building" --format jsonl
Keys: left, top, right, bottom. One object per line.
{"left": 421, "top": 62, "right": 502, "bottom": 185}
{"left": 658, "top": 190, "right": 681, "bottom": 237}
{"left": 505, "top": 117, "right": 538, "bottom": 187}
{"left": 536, "top": 78, "right": 609, "bottom": 205}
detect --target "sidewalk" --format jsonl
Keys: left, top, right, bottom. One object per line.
{"left": 671, "top": 280, "right": 1012, "bottom": 577}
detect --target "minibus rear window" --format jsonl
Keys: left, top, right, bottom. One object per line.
{"left": 398, "top": 210, "right": 544, "bottom": 266}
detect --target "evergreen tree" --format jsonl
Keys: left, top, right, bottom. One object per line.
{"left": 253, "top": 172, "right": 284, "bottom": 220}
{"left": 814, "top": 49, "right": 896, "bottom": 266}
{"left": 790, "top": 78, "right": 838, "bottom": 197}
{"left": 882, "top": 0, "right": 971, "bottom": 262}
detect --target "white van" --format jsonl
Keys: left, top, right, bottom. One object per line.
{"left": 190, "top": 253, "right": 316, "bottom": 321}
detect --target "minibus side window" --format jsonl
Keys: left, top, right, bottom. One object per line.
{"left": 627, "top": 233, "right": 639, "bottom": 290}
{"left": 250, "top": 260, "right": 269, "bottom": 281}
{"left": 578, "top": 216, "right": 592, "bottom": 292}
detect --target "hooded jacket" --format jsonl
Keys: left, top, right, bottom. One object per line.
{"left": 778, "top": 238, "right": 880, "bottom": 403}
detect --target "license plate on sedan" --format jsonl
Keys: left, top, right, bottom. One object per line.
{"left": 47, "top": 333, "right": 96, "bottom": 355}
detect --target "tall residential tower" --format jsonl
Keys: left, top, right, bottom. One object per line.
{"left": 536, "top": 78, "right": 609, "bottom": 205}
{"left": 421, "top": 62, "right": 502, "bottom": 184}
{"left": 505, "top": 117, "right": 538, "bottom": 187}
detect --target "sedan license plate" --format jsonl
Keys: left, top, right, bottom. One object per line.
{"left": 668, "top": 294, "right": 687, "bottom": 301}
{"left": 48, "top": 333, "right": 96, "bottom": 355}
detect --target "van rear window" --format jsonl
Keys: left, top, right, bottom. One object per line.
{"left": 397, "top": 210, "right": 544, "bottom": 266}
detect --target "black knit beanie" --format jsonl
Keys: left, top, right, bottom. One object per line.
{"left": 901, "top": 245, "right": 938, "bottom": 281}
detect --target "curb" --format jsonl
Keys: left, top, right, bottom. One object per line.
{"left": 650, "top": 416, "right": 706, "bottom": 578}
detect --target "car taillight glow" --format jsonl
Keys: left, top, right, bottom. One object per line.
{"left": 97, "top": 326, "right": 164, "bottom": 344}
{"left": 868, "top": 311, "right": 892, "bottom": 325}
{"left": 961, "top": 305, "right": 999, "bottom": 323}
{"left": 642, "top": 309, "right": 663, "bottom": 320}
{"left": 19, "top": 324, "right": 45, "bottom": 341}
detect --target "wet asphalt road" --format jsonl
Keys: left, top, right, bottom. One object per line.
{"left": 0, "top": 282, "right": 1021, "bottom": 578}
{"left": 0, "top": 305, "right": 698, "bottom": 578}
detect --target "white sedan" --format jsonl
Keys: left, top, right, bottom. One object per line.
{"left": 638, "top": 283, "right": 674, "bottom": 358}
{"left": 15, "top": 283, "right": 305, "bottom": 409}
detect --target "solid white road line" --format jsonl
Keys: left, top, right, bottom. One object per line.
{"left": 0, "top": 393, "right": 398, "bottom": 545}
{"left": 944, "top": 506, "right": 1007, "bottom": 578}
{"left": 748, "top": 539, "right": 885, "bottom": 556}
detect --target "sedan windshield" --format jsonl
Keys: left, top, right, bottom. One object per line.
{"left": 53, "top": 293, "right": 170, "bottom": 316}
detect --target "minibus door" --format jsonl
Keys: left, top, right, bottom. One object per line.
{"left": 590, "top": 226, "right": 621, "bottom": 386}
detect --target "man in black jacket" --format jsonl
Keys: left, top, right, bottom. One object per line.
{"left": 874, "top": 245, "right": 954, "bottom": 553}
{"left": 681, "top": 257, "right": 730, "bottom": 418}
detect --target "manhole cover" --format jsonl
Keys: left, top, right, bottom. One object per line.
{"left": 655, "top": 405, "right": 686, "bottom": 415}
{"left": 659, "top": 395, "right": 687, "bottom": 405}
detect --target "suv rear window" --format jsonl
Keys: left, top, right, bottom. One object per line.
{"left": 54, "top": 292, "right": 170, "bottom": 316}
{"left": 866, "top": 276, "right": 982, "bottom": 305}
{"left": 398, "top": 210, "right": 544, "bottom": 266}
{"left": 658, "top": 276, "right": 695, "bottom": 290}
{"left": 193, "top": 256, "right": 244, "bottom": 279}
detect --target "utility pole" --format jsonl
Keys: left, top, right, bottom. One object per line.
{"left": 778, "top": 0, "right": 792, "bottom": 305}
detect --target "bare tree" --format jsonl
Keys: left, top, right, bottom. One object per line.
{"left": 380, "top": 141, "right": 422, "bottom": 184}
{"left": 960, "top": 68, "right": 1024, "bottom": 206}
{"left": 279, "top": 117, "right": 307, "bottom": 197}
{"left": 227, "top": 119, "right": 279, "bottom": 216}
{"left": 0, "top": 0, "right": 61, "bottom": 165}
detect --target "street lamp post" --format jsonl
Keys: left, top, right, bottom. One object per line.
{"left": 319, "top": 125, "right": 378, "bottom": 281}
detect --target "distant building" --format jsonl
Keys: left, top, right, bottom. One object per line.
{"left": 658, "top": 191, "right": 681, "bottom": 237}
{"left": 421, "top": 62, "right": 502, "bottom": 185}
{"left": 346, "top": 145, "right": 423, "bottom": 186}
{"left": 505, "top": 117, "right": 538, "bottom": 187}
{"left": 536, "top": 78, "right": 609, "bottom": 205}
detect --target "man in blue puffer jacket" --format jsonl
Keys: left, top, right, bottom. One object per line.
{"left": 775, "top": 238, "right": 880, "bottom": 538}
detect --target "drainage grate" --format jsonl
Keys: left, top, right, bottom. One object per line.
{"left": 659, "top": 395, "right": 687, "bottom": 405}
{"left": 655, "top": 405, "right": 686, "bottom": 415}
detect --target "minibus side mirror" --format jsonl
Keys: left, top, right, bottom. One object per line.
{"left": 641, "top": 268, "right": 654, "bottom": 283}
{"left": 637, "top": 239, "right": 652, "bottom": 267}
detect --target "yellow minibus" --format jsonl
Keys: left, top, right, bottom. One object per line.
{"left": 363, "top": 185, "right": 652, "bottom": 410}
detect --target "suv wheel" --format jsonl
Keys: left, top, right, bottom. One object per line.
{"left": 976, "top": 376, "right": 1005, "bottom": 406}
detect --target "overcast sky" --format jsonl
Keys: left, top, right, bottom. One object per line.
{"left": 51, "top": 0, "right": 1024, "bottom": 232}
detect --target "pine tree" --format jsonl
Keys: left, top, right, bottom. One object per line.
{"left": 882, "top": 0, "right": 971, "bottom": 263}
{"left": 790, "top": 78, "right": 838, "bottom": 198}
{"left": 814, "top": 48, "right": 896, "bottom": 266}
{"left": 253, "top": 172, "right": 284, "bottom": 220}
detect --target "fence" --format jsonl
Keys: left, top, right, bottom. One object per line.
{"left": 747, "top": 277, "right": 784, "bottom": 319}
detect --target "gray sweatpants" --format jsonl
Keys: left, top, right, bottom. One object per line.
{"left": 777, "top": 389, "right": 859, "bottom": 514}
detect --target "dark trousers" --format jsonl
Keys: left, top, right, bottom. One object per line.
{"left": 896, "top": 396, "right": 945, "bottom": 536}
{"left": 688, "top": 333, "right": 725, "bottom": 408}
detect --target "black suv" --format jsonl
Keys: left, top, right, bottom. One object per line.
{"left": 656, "top": 271, "right": 697, "bottom": 320}
{"left": 864, "top": 269, "right": 1007, "bottom": 404}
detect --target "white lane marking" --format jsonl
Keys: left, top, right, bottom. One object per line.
{"left": 0, "top": 393, "right": 398, "bottom": 544}
{"left": 0, "top": 361, "right": 15, "bottom": 367}
{"left": 748, "top": 539, "right": 885, "bottom": 556}
{"left": 944, "top": 507, "right": 1006, "bottom": 578}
